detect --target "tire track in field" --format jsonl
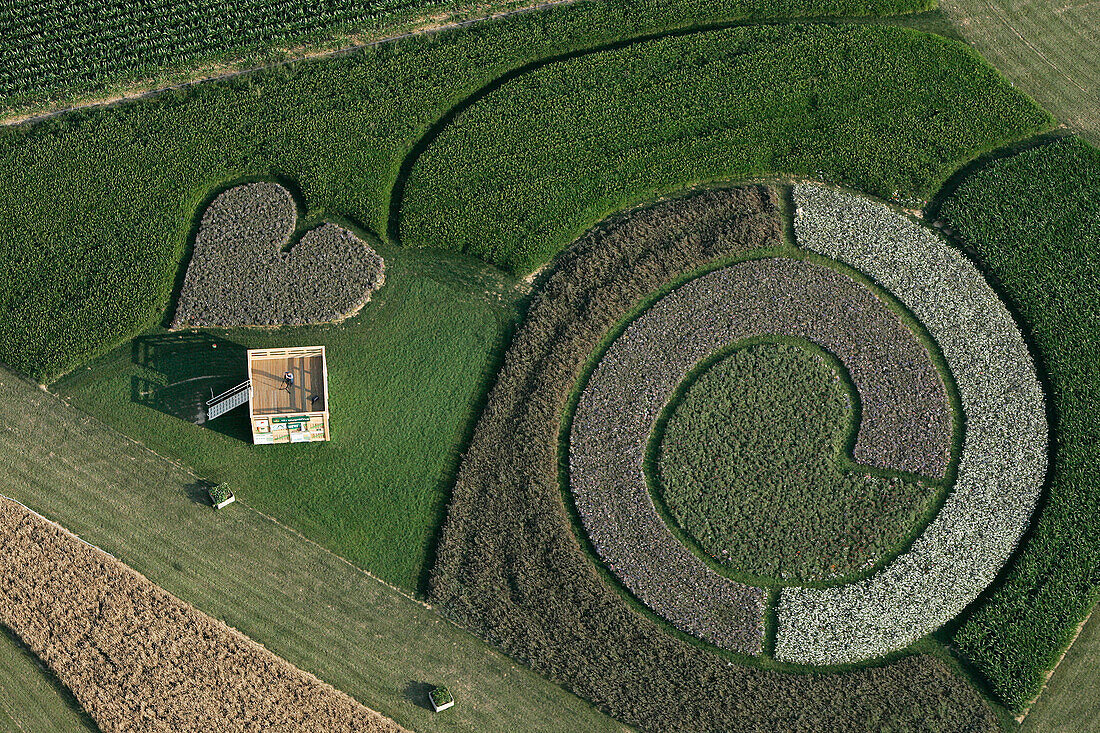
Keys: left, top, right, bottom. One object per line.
{"left": 940, "top": 0, "right": 1100, "bottom": 141}
{"left": 0, "top": 0, "right": 579, "bottom": 128}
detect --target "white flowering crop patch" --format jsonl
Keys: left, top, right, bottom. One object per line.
{"left": 776, "top": 185, "right": 1047, "bottom": 665}
{"left": 570, "top": 257, "right": 952, "bottom": 654}
{"left": 173, "top": 182, "right": 385, "bottom": 328}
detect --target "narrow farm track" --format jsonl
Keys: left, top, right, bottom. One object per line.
{"left": 0, "top": 368, "right": 625, "bottom": 733}
{"left": 939, "top": 0, "right": 1100, "bottom": 141}
{"left": 0, "top": 0, "right": 578, "bottom": 127}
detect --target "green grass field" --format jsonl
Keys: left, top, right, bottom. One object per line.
{"left": 656, "top": 340, "right": 937, "bottom": 583}
{"left": 54, "top": 244, "right": 520, "bottom": 591}
{"left": 0, "top": 364, "right": 624, "bottom": 733}
{"left": 0, "top": 626, "right": 99, "bottom": 732}
{"left": 0, "top": 0, "right": 1035, "bottom": 383}
{"left": 1022, "top": 610, "right": 1100, "bottom": 732}
{"left": 939, "top": 0, "right": 1100, "bottom": 143}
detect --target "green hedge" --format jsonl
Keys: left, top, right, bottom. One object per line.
{"left": 398, "top": 23, "right": 1052, "bottom": 273}
{"left": 0, "top": 0, "right": 940, "bottom": 382}
{"left": 939, "top": 137, "right": 1100, "bottom": 711}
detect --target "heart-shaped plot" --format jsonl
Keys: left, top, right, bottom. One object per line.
{"left": 172, "top": 182, "right": 385, "bottom": 328}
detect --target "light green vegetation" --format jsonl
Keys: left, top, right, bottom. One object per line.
{"left": 1022, "top": 610, "right": 1100, "bottom": 732}
{"left": 0, "top": 364, "right": 624, "bottom": 733}
{"left": 0, "top": 626, "right": 99, "bottom": 732}
{"left": 656, "top": 341, "right": 936, "bottom": 583}
{"left": 939, "top": 0, "right": 1100, "bottom": 143}
{"left": 399, "top": 23, "right": 1052, "bottom": 273}
{"left": 0, "top": 0, "right": 1031, "bottom": 383}
{"left": 55, "top": 245, "right": 520, "bottom": 591}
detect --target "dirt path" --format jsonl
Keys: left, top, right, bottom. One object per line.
{"left": 1, "top": 0, "right": 578, "bottom": 128}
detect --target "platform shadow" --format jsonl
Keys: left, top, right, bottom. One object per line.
{"left": 130, "top": 332, "right": 251, "bottom": 441}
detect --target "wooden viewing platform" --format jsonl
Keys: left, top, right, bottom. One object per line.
{"left": 246, "top": 346, "right": 330, "bottom": 444}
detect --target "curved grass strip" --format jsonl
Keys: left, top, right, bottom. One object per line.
{"left": 173, "top": 182, "right": 385, "bottom": 328}
{"left": 398, "top": 23, "right": 1053, "bottom": 274}
{"left": 432, "top": 186, "right": 1001, "bottom": 730}
{"left": 937, "top": 138, "right": 1100, "bottom": 710}
{"left": 571, "top": 257, "right": 951, "bottom": 652}
{"left": 0, "top": 497, "right": 408, "bottom": 733}
{"left": 777, "top": 184, "right": 1047, "bottom": 665}
{"left": 657, "top": 341, "right": 937, "bottom": 582}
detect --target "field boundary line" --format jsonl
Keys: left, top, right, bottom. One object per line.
{"left": 979, "top": 0, "right": 1090, "bottom": 95}
{"left": 43, "top": 386, "right": 432, "bottom": 611}
{"left": 1016, "top": 605, "right": 1097, "bottom": 722}
{"left": 1, "top": 495, "right": 115, "bottom": 560}
{"left": 1, "top": 0, "right": 580, "bottom": 128}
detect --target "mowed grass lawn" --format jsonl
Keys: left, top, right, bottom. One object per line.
{"left": 1022, "top": 609, "right": 1100, "bottom": 732}
{"left": 54, "top": 244, "right": 521, "bottom": 591}
{"left": 939, "top": 0, "right": 1100, "bottom": 142}
{"left": 0, "top": 627, "right": 99, "bottom": 732}
{"left": 0, "top": 365, "right": 624, "bottom": 733}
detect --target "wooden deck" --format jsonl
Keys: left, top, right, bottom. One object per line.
{"left": 250, "top": 355, "right": 326, "bottom": 415}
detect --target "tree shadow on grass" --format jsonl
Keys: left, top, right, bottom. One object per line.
{"left": 130, "top": 331, "right": 251, "bottom": 442}
{"left": 402, "top": 681, "right": 435, "bottom": 711}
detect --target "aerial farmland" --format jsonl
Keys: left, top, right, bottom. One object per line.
{"left": 0, "top": 0, "right": 1098, "bottom": 731}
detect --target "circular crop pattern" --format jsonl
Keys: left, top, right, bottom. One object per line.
{"left": 568, "top": 185, "right": 1046, "bottom": 664}
{"left": 569, "top": 256, "right": 953, "bottom": 653}
{"left": 656, "top": 342, "right": 937, "bottom": 583}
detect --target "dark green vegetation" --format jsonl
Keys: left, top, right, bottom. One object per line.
{"left": 938, "top": 137, "right": 1100, "bottom": 712}
{"left": 399, "top": 23, "right": 1052, "bottom": 274}
{"left": 432, "top": 186, "right": 1000, "bottom": 731}
{"left": 0, "top": 364, "right": 622, "bottom": 733}
{"left": 1022, "top": 609, "right": 1100, "bottom": 731}
{"left": 0, "top": 1, "right": 1042, "bottom": 382}
{"left": 0, "top": 0, "right": 935, "bottom": 117}
{"left": 0, "top": 625, "right": 99, "bottom": 732}
{"left": 939, "top": 0, "right": 1100, "bottom": 144}
{"left": 55, "top": 245, "right": 517, "bottom": 590}
{"left": 657, "top": 341, "right": 936, "bottom": 582}
{"left": 208, "top": 483, "right": 232, "bottom": 506}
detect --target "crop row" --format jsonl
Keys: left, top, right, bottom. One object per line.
{"left": 399, "top": 22, "right": 1053, "bottom": 274}
{"left": 0, "top": 7, "right": 1047, "bottom": 381}
{"left": 937, "top": 138, "right": 1100, "bottom": 710}
{"left": 0, "top": 497, "right": 407, "bottom": 733}
{"left": 658, "top": 342, "right": 939, "bottom": 583}
{"left": 430, "top": 185, "right": 1000, "bottom": 731}
{"left": 172, "top": 182, "right": 384, "bottom": 328}
{"left": 0, "top": 0, "right": 935, "bottom": 112}
{"left": 776, "top": 184, "right": 1047, "bottom": 665}
{"left": 570, "top": 256, "right": 952, "bottom": 650}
